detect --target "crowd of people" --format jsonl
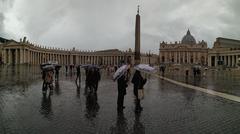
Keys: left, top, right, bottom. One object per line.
{"left": 40, "top": 63, "right": 148, "bottom": 114}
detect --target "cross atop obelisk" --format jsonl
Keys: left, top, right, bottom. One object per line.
{"left": 135, "top": 5, "right": 141, "bottom": 65}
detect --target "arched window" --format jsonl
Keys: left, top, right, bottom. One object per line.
{"left": 162, "top": 56, "right": 165, "bottom": 63}
{"left": 190, "top": 56, "right": 193, "bottom": 64}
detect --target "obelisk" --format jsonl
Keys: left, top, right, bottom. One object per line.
{"left": 135, "top": 5, "right": 141, "bottom": 65}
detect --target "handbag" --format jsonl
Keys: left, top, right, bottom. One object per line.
{"left": 138, "top": 89, "right": 144, "bottom": 100}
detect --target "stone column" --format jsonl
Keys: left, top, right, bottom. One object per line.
{"left": 236, "top": 55, "right": 238, "bottom": 66}
{"left": 25, "top": 49, "right": 27, "bottom": 64}
{"left": 31, "top": 51, "right": 35, "bottom": 65}
{"left": 229, "top": 55, "right": 231, "bottom": 67}
{"left": 15, "top": 49, "right": 18, "bottom": 64}
{"left": 31, "top": 51, "right": 33, "bottom": 64}
{"left": 20, "top": 49, "right": 23, "bottom": 64}
{"left": 39, "top": 52, "right": 41, "bottom": 64}
{"left": 96, "top": 56, "right": 99, "bottom": 65}
{"left": 205, "top": 54, "right": 207, "bottom": 65}
{"left": 33, "top": 51, "right": 35, "bottom": 65}
{"left": 223, "top": 55, "right": 225, "bottom": 65}
{"left": 214, "top": 55, "right": 217, "bottom": 67}
{"left": 22, "top": 49, "right": 25, "bottom": 64}
{"left": 113, "top": 56, "right": 115, "bottom": 65}
{"left": 36, "top": 52, "right": 38, "bottom": 65}
{"left": 33, "top": 52, "right": 35, "bottom": 65}
{"left": 35, "top": 52, "right": 37, "bottom": 64}
{"left": 29, "top": 50, "right": 32, "bottom": 64}
{"left": 93, "top": 56, "right": 96, "bottom": 64}
{"left": 110, "top": 56, "right": 112, "bottom": 65}
{"left": 6, "top": 49, "right": 8, "bottom": 64}
{"left": 29, "top": 51, "right": 31, "bottom": 64}
{"left": 174, "top": 52, "right": 177, "bottom": 63}
{"left": 70, "top": 55, "right": 73, "bottom": 65}
{"left": 208, "top": 55, "right": 211, "bottom": 67}
{"left": 8, "top": 49, "right": 11, "bottom": 64}
{"left": 3, "top": 49, "right": 7, "bottom": 64}
{"left": 233, "top": 55, "right": 237, "bottom": 66}
{"left": 178, "top": 52, "right": 180, "bottom": 64}
{"left": 234, "top": 55, "right": 236, "bottom": 67}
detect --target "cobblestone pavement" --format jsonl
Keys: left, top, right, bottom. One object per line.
{"left": 0, "top": 65, "right": 240, "bottom": 134}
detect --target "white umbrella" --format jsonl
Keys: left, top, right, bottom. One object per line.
{"left": 42, "top": 64, "right": 55, "bottom": 70}
{"left": 134, "top": 64, "right": 157, "bottom": 73}
{"left": 113, "top": 65, "right": 129, "bottom": 81}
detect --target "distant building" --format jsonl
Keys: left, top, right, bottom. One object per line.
{"left": 159, "top": 30, "right": 208, "bottom": 66}
{"left": 208, "top": 37, "right": 240, "bottom": 68}
{"left": 1, "top": 37, "right": 158, "bottom": 66}
{"left": 0, "top": 37, "right": 10, "bottom": 64}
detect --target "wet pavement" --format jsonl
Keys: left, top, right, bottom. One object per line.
{"left": 164, "top": 69, "right": 240, "bottom": 96}
{"left": 0, "top": 65, "right": 240, "bottom": 134}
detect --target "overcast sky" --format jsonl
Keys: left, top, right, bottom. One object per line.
{"left": 1, "top": 0, "right": 240, "bottom": 54}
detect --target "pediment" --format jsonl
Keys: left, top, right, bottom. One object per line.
{"left": 6, "top": 41, "right": 19, "bottom": 46}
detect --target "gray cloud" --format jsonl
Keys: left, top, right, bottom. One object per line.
{"left": 0, "top": 13, "right": 4, "bottom": 34}
{"left": 1, "top": 0, "right": 240, "bottom": 54}
{"left": 0, "top": 0, "right": 15, "bottom": 37}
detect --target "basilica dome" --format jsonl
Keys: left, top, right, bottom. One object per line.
{"left": 181, "top": 29, "right": 196, "bottom": 45}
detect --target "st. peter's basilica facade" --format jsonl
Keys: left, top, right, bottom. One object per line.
{"left": 159, "top": 30, "right": 208, "bottom": 66}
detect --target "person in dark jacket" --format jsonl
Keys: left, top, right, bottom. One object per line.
{"left": 117, "top": 71, "right": 129, "bottom": 112}
{"left": 65, "top": 65, "right": 68, "bottom": 74}
{"left": 76, "top": 66, "right": 81, "bottom": 84}
{"left": 55, "top": 67, "right": 60, "bottom": 81}
{"left": 85, "top": 68, "right": 93, "bottom": 93}
{"left": 93, "top": 68, "right": 101, "bottom": 92}
{"left": 131, "top": 70, "right": 147, "bottom": 112}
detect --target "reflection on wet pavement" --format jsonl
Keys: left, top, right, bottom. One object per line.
{"left": 0, "top": 65, "right": 240, "bottom": 134}
{"left": 164, "top": 69, "right": 240, "bottom": 96}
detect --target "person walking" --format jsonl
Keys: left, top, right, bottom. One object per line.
{"left": 93, "top": 68, "right": 101, "bottom": 93}
{"left": 76, "top": 65, "right": 81, "bottom": 85}
{"left": 131, "top": 70, "right": 146, "bottom": 112}
{"left": 43, "top": 68, "right": 54, "bottom": 94}
{"left": 55, "top": 67, "right": 60, "bottom": 81}
{"left": 65, "top": 65, "right": 68, "bottom": 73}
{"left": 117, "top": 71, "right": 129, "bottom": 112}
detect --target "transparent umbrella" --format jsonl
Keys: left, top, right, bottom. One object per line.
{"left": 134, "top": 64, "right": 157, "bottom": 73}
{"left": 113, "top": 64, "right": 130, "bottom": 81}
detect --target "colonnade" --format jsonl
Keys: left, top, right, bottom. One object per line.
{"left": 2, "top": 48, "right": 133, "bottom": 66}
{"left": 208, "top": 54, "right": 240, "bottom": 67}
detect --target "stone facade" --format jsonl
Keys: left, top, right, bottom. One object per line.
{"left": 1, "top": 37, "right": 158, "bottom": 66}
{"left": 208, "top": 37, "right": 240, "bottom": 68}
{"left": 159, "top": 30, "right": 208, "bottom": 66}
{"left": 0, "top": 37, "right": 10, "bottom": 64}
